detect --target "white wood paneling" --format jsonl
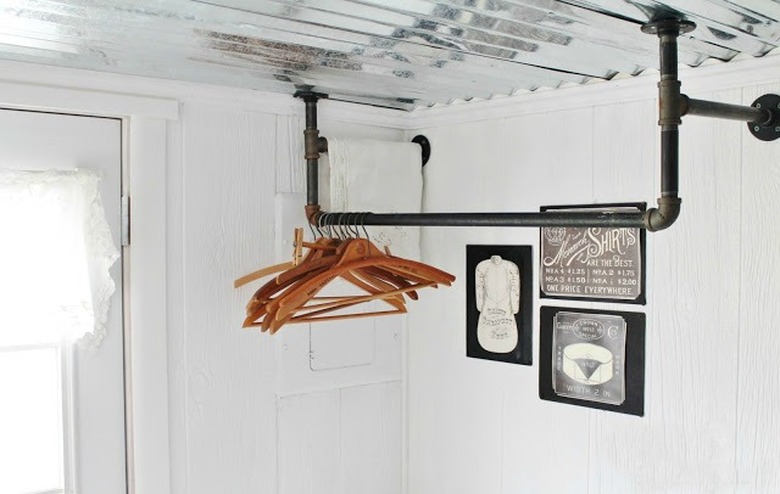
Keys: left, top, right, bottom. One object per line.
{"left": 275, "top": 115, "right": 305, "bottom": 195}
{"left": 408, "top": 119, "right": 507, "bottom": 494}
{"left": 176, "top": 99, "right": 407, "bottom": 494}
{"left": 181, "top": 103, "right": 278, "bottom": 494}
{"left": 409, "top": 111, "right": 596, "bottom": 494}
{"left": 410, "top": 75, "right": 780, "bottom": 493}
{"left": 278, "top": 383, "right": 401, "bottom": 494}
{"left": 738, "top": 82, "right": 780, "bottom": 493}
{"left": 500, "top": 108, "right": 594, "bottom": 494}
{"left": 589, "top": 90, "right": 743, "bottom": 492}
{"left": 341, "top": 382, "right": 402, "bottom": 494}
{"left": 278, "top": 390, "right": 342, "bottom": 494}
{"left": 166, "top": 114, "right": 189, "bottom": 494}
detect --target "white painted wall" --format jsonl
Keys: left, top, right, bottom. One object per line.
{"left": 406, "top": 59, "right": 780, "bottom": 493}
{"left": 0, "top": 60, "right": 408, "bottom": 494}
{"left": 166, "top": 98, "right": 407, "bottom": 494}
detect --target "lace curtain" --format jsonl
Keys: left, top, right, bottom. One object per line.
{"left": 0, "top": 169, "right": 119, "bottom": 347}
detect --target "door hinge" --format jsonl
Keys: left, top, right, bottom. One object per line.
{"left": 121, "top": 195, "right": 131, "bottom": 247}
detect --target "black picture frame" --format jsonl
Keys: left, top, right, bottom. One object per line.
{"left": 539, "top": 306, "right": 646, "bottom": 416}
{"left": 466, "top": 245, "right": 533, "bottom": 365}
{"left": 539, "top": 203, "right": 647, "bottom": 305}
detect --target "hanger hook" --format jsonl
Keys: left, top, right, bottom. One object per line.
{"left": 361, "top": 212, "right": 370, "bottom": 239}
{"left": 344, "top": 212, "right": 353, "bottom": 239}
{"left": 322, "top": 214, "right": 328, "bottom": 238}
{"left": 354, "top": 212, "right": 361, "bottom": 238}
{"left": 350, "top": 212, "right": 360, "bottom": 238}
{"left": 344, "top": 212, "right": 352, "bottom": 239}
{"left": 336, "top": 213, "right": 344, "bottom": 240}
{"left": 309, "top": 214, "right": 318, "bottom": 239}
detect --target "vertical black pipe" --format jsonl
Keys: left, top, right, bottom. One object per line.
{"left": 658, "top": 30, "right": 681, "bottom": 198}
{"left": 660, "top": 127, "right": 679, "bottom": 197}
{"left": 640, "top": 19, "right": 693, "bottom": 231}
{"left": 304, "top": 95, "right": 320, "bottom": 207}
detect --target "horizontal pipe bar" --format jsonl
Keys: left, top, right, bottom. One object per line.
{"left": 682, "top": 95, "right": 770, "bottom": 124}
{"left": 316, "top": 211, "right": 647, "bottom": 228}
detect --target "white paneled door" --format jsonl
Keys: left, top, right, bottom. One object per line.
{"left": 0, "top": 108, "right": 126, "bottom": 494}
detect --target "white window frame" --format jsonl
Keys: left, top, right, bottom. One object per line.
{"left": 0, "top": 341, "right": 75, "bottom": 494}
{"left": 0, "top": 73, "right": 178, "bottom": 493}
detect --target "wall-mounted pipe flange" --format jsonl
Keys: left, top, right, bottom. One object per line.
{"left": 748, "top": 94, "right": 780, "bottom": 141}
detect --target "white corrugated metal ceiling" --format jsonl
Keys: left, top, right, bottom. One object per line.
{"left": 1, "top": 1, "right": 778, "bottom": 109}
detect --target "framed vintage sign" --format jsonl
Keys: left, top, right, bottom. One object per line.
{"left": 538, "top": 306, "right": 645, "bottom": 416}
{"left": 466, "top": 245, "right": 533, "bottom": 365}
{"left": 539, "top": 203, "right": 646, "bottom": 304}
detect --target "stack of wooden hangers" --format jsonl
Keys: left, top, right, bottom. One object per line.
{"left": 235, "top": 229, "right": 455, "bottom": 334}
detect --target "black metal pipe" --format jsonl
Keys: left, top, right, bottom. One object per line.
{"left": 638, "top": 19, "right": 693, "bottom": 231}
{"left": 317, "top": 211, "right": 646, "bottom": 228}
{"left": 304, "top": 97, "right": 320, "bottom": 207}
{"left": 681, "top": 95, "right": 771, "bottom": 124}
{"left": 298, "top": 21, "right": 701, "bottom": 233}
{"left": 660, "top": 128, "right": 679, "bottom": 197}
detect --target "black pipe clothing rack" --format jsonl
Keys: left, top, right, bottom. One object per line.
{"left": 296, "top": 18, "right": 780, "bottom": 233}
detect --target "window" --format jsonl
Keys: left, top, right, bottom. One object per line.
{"left": 0, "top": 342, "right": 73, "bottom": 494}
{"left": 0, "top": 168, "right": 120, "bottom": 494}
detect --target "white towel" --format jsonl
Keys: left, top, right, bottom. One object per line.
{"left": 322, "top": 138, "right": 423, "bottom": 259}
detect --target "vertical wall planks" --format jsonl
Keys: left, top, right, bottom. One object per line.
{"left": 341, "top": 382, "right": 402, "bottom": 494}
{"left": 277, "top": 383, "right": 402, "bottom": 494}
{"left": 411, "top": 75, "right": 780, "bottom": 492}
{"left": 408, "top": 119, "right": 507, "bottom": 494}
{"left": 411, "top": 110, "right": 596, "bottom": 493}
{"left": 588, "top": 97, "right": 658, "bottom": 493}
{"left": 500, "top": 108, "right": 594, "bottom": 494}
{"left": 738, "top": 82, "right": 780, "bottom": 492}
{"left": 589, "top": 90, "right": 742, "bottom": 491}
{"left": 276, "top": 114, "right": 305, "bottom": 194}
{"left": 173, "top": 100, "right": 406, "bottom": 494}
{"left": 181, "top": 103, "right": 278, "bottom": 494}
{"left": 587, "top": 98, "right": 665, "bottom": 493}
{"left": 166, "top": 116, "right": 189, "bottom": 494}
{"left": 278, "top": 390, "right": 342, "bottom": 494}
{"left": 591, "top": 99, "right": 657, "bottom": 205}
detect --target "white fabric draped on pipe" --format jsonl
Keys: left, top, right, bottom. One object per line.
{"left": 322, "top": 138, "right": 423, "bottom": 259}
{"left": 0, "top": 169, "right": 119, "bottom": 347}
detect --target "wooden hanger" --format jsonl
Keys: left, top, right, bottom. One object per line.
{"left": 234, "top": 229, "right": 328, "bottom": 289}
{"left": 263, "top": 239, "right": 453, "bottom": 332}
{"left": 236, "top": 229, "right": 455, "bottom": 333}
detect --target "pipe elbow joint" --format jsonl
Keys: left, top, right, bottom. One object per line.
{"left": 644, "top": 197, "right": 681, "bottom": 232}
{"left": 305, "top": 204, "right": 321, "bottom": 226}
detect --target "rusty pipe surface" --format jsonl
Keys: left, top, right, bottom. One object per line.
{"left": 639, "top": 19, "right": 694, "bottom": 232}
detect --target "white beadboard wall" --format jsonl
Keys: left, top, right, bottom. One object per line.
{"left": 168, "top": 97, "right": 406, "bottom": 494}
{"left": 405, "top": 65, "right": 780, "bottom": 492}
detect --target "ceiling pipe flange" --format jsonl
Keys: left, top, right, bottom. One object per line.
{"left": 640, "top": 19, "right": 696, "bottom": 36}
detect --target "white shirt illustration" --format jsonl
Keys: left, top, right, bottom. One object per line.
{"left": 475, "top": 255, "right": 520, "bottom": 353}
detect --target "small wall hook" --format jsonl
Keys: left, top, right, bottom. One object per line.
{"left": 412, "top": 135, "right": 431, "bottom": 166}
